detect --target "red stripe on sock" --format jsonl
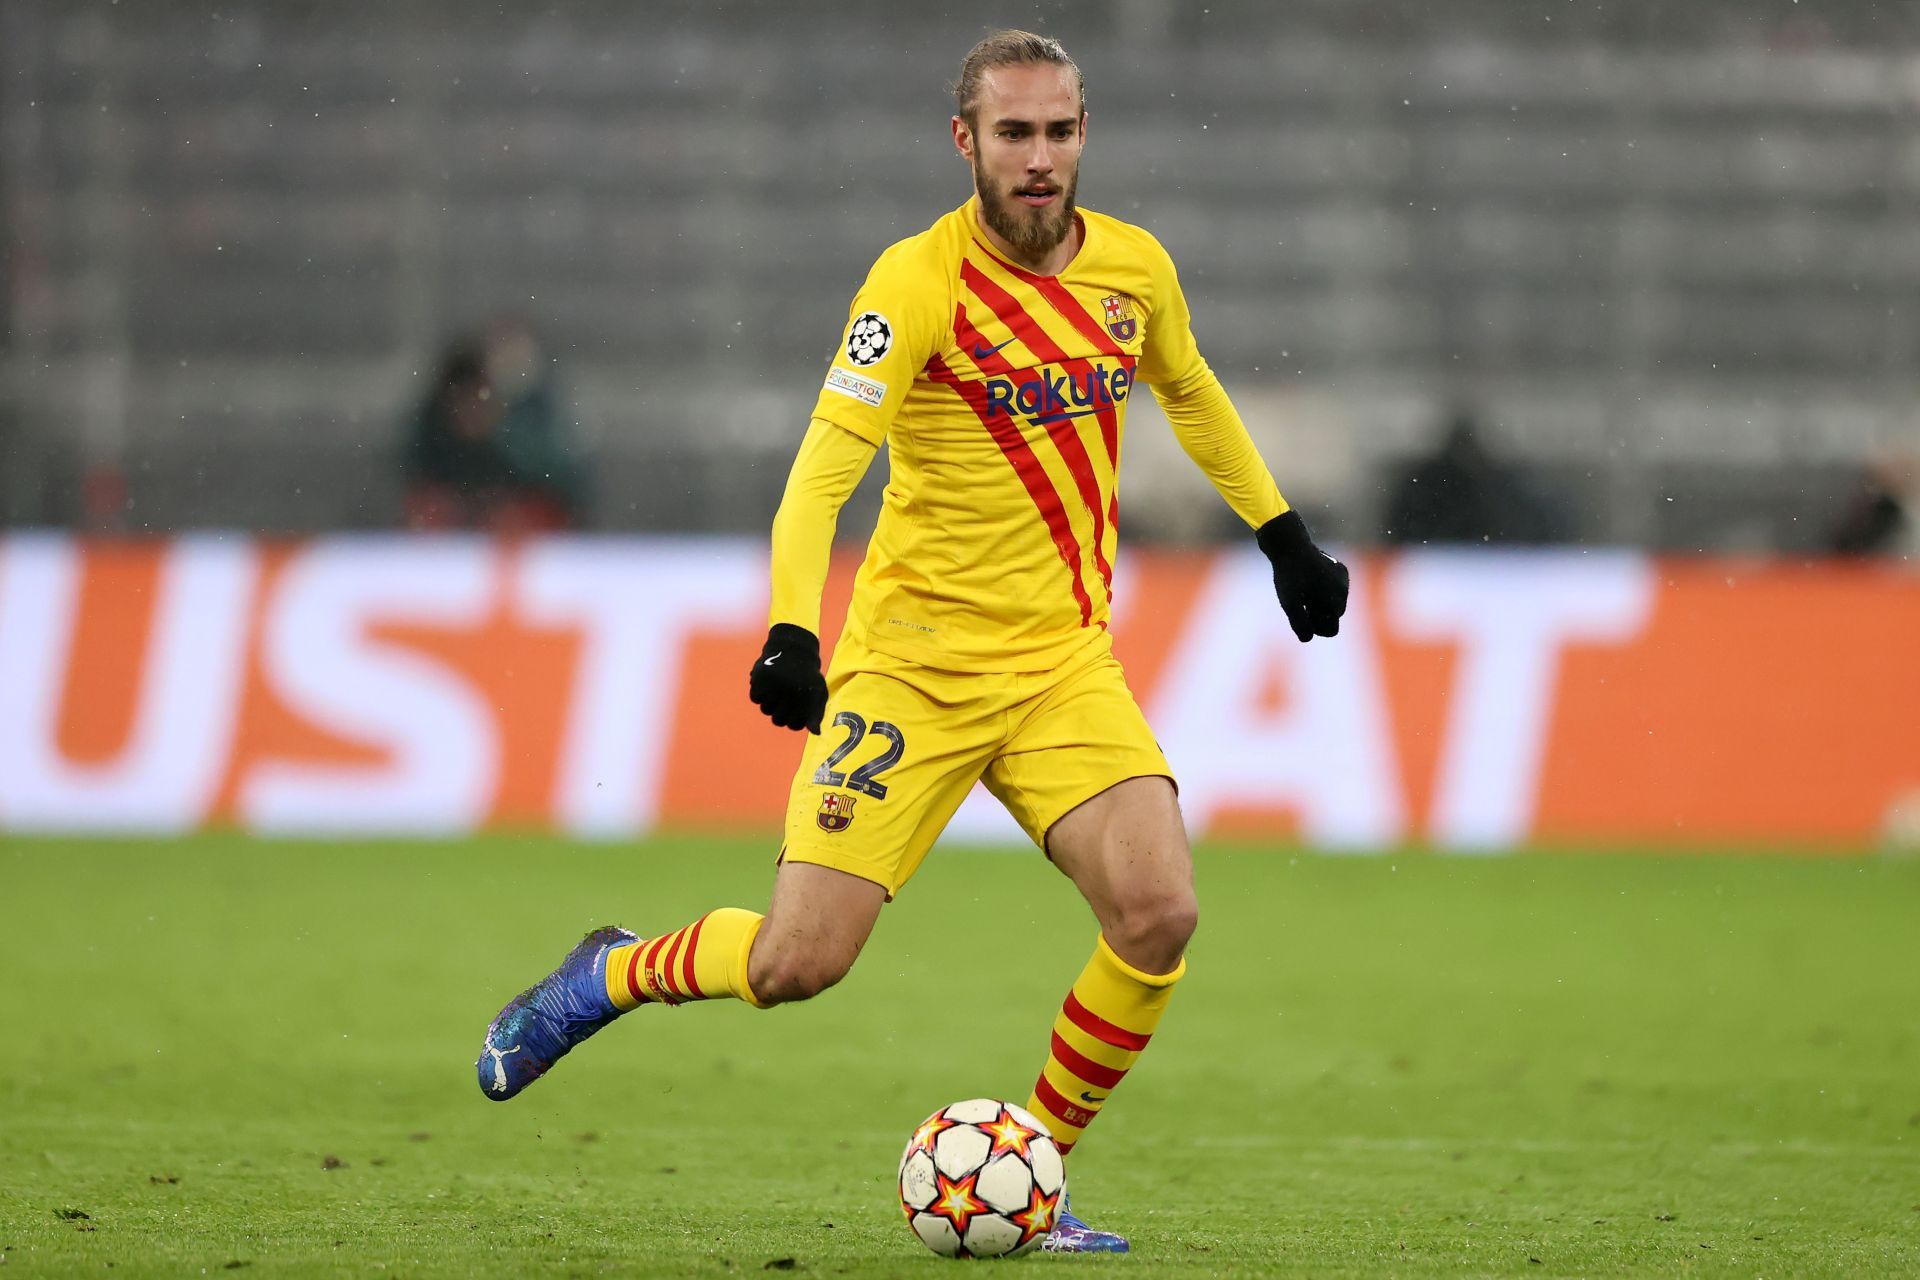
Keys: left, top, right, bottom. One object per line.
{"left": 641, "top": 934, "right": 675, "bottom": 1004}
{"left": 1032, "top": 1072, "right": 1074, "bottom": 1125}
{"left": 1049, "top": 1030, "right": 1126, "bottom": 1090}
{"left": 656, "top": 926, "right": 690, "bottom": 1000}
{"left": 1062, "top": 991, "right": 1152, "bottom": 1052}
{"left": 624, "top": 941, "right": 650, "bottom": 1005}
{"left": 679, "top": 912, "right": 709, "bottom": 999}
{"left": 1032, "top": 1073, "right": 1098, "bottom": 1132}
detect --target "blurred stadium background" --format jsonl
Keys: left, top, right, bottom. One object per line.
{"left": 5, "top": 6, "right": 1920, "bottom": 1275}
{"left": 2, "top": 0, "right": 1916, "bottom": 853}
{"left": 2, "top": 0, "right": 1915, "bottom": 546}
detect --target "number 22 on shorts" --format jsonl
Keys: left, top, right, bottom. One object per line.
{"left": 812, "top": 711, "right": 906, "bottom": 800}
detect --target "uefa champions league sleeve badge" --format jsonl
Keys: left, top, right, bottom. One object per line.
{"left": 845, "top": 312, "right": 893, "bottom": 366}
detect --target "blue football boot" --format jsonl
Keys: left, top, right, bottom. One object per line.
{"left": 477, "top": 926, "right": 638, "bottom": 1101}
{"left": 1042, "top": 1193, "right": 1130, "bottom": 1253}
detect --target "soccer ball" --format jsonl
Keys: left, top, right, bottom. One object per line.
{"left": 897, "top": 1098, "right": 1065, "bottom": 1258}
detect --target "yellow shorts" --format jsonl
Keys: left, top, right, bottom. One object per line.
{"left": 780, "top": 629, "right": 1173, "bottom": 897}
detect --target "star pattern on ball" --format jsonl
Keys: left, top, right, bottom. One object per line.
{"left": 1008, "top": 1180, "right": 1062, "bottom": 1248}
{"left": 982, "top": 1106, "right": 1040, "bottom": 1161}
{"left": 926, "top": 1168, "right": 991, "bottom": 1238}
{"left": 909, "top": 1112, "right": 959, "bottom": 1155}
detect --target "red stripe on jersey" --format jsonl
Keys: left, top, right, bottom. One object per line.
{"left": 951, "top": 300, "right": 1020, "bottom": 377}
{"left": 1097, "top": 408, "right": 1120, "bottom": 472}
{"left": 679, "top": 912, "right": 708, "bottom": 999}
{"left": 955, "top": 289, "right": 1115, "bottom": 599}
{"left": 961, "top": 261, "right": 1070, "bottom": 364}
{"left": 1049, "top": 1030, "right": 1127, "bottom": 1089}
{"left": 1031, "top": 1073, "right": 1098, "bottom": 1131}
{"left": 971, "top": 251, "right": 1127, "bottom": 359}
{"left": 1081, "top": 381, "right": 1122, "bottom": 604}
{"left": 1083, "top": 350, "right": 1128, "bottom": 603}
{"left": 927, "top": 352, "right": 1093, "bottom": 627}
{"left": 959, "top": 262, "right": 1130, "bottom": 488}
{"left": 1038, "top": 409, "right": 1113, "bottom": 598}
{"left": 954, "top": 302, "right": 1113, "bottom": 593}
{"left": 1101, "top": 432, "right": 1120, "bottom": 565}
{"left": 1063, "top": 991, "right": 1152, "bottom": 1052}
{"left": 1038, "top": 277, "right": 1127, "bottom": 358}
{"left": 966, "top": 262, "right": 1133, "bottom": 557}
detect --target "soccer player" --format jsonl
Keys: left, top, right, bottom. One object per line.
{"left": 477, "top": 30, "right": 1348, "bottom": 1254}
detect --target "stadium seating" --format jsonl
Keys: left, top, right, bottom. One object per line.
{"left": 1, "top": 0, "right": 1909, "bottom": 543}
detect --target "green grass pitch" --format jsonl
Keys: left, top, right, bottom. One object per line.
{"left": 2, "top": 835, "right": 1917, "bottom": 1276}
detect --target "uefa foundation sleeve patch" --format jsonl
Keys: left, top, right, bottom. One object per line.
{"left": 825, "top": 367, "right": 887, "bottom": 408}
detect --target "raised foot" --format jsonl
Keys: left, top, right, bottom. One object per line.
{"left": 476, "top": 925, "right": 638, "bottom": 1101}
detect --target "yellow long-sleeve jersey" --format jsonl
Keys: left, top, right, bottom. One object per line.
{"left": 782, "top": 197, "right": 1289, "bottom": 673}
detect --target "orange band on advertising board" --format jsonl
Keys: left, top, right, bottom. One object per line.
{"left": 2, "top": 536, "right": 1913, "bottom": 849}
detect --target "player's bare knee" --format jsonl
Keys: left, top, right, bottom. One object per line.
{"left": 1144, "top": 892, "right": 1198, "bottom": 962}
{"left": 1161, "top": 892, "right": 1199, "bottom": 953}
{"left": 1106, "top": 888, "right": 1197, "bottom": 974}
{"left": 748, "top": 948, "right": 854, "bottom": 1006}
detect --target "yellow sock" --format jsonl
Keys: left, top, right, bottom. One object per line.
{"left": 603, "top": 908, "right": 769, "bottom": 1011}
{"left": 1027, "top": 934, "right": 1184, "bottom": 1155}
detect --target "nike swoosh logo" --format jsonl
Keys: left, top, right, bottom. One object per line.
{"left": 762, "top": 654, "right": 781, "bottom": 666}
{"left": 1078, "top": 1092, "right": 1106, "bottom": 1104}
{"left": 971, "top": 335, "right": 1018, "bottom": 361}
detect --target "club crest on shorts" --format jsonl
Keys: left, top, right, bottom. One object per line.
{"left": 1101, "top": 294, "right": 1137, "bottom": 344}
{"left": 816, "top": 790, "right": 858, "bottom": 833}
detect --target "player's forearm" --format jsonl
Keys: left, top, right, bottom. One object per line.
{"left": 1153, "top": 365, "right": 1290, "bottom": 529}
{"left": 768, "top": 417, "right": 879, "bottom": 634}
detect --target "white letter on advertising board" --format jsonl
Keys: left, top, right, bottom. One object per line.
{"left": 1147, "top": 550, "right": 1404, "bottom": 848}
{"left": 0, "top": 535, "right": 255, "bottom": 831}
{"left": 517, "top": 539, "right": 763, "bottom": 837}
{"left": 1388, "top": 550, "right": 1654, "bottom": 850}
{"left": 240, "top": 538, "right": 500, "bottom": 834}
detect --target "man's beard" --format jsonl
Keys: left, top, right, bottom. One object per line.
{"left": 973, "top": 157, "right": 1078, "bottom": 259}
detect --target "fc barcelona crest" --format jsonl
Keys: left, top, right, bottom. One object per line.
{"left": 1101, "top": 294, "right": 1137, "bottom": 343}
{"left": 816, "top": 790, "right": 858, "bottom": 833}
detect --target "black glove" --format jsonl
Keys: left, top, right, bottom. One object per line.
{"left": 1256, "top": 510, "right": 1349, "bottom": 642}
{"left": 749, "top": 623, "right": 828, "bottom": 733}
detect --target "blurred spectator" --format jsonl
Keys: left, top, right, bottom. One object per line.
{"left": 1829, "top": 453, "right": 1917, "bottom": 558}
{"left": 1381, "top": 409, "right": 1566, "bottom": 546}
{"left": 403, "top": 319, "right": 584, "bottom": 532}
